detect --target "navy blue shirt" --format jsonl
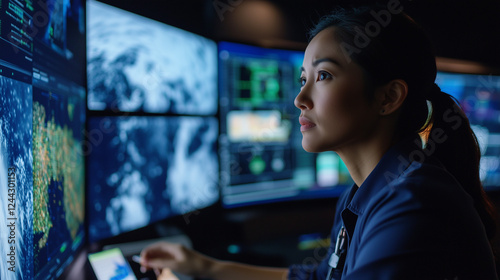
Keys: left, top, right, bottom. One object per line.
{"left": 289, "top": 136, "right": 497, "bottom": 280}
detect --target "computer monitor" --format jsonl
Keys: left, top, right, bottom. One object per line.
{"left": 218, "top": 41, "right": 352, "bottom": 208}
{"left": 0, "top": 0, "right": 87, "bottom": 279}
{"left": 86, "top": 116, "right": 219, "bottom": 242}
{"left": 436, "top": 70, "right": 500, "bottom": 189}
{"left": 86, "top": 0, "right": 217, "bottom": 115}
{"left": 86, "top": 0, "right": 220, "bottom": 243}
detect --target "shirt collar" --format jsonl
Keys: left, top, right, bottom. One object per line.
{"left": 346, "top": 134, "right": 423, "bottom": 216}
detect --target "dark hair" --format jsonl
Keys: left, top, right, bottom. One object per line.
{"left": 309, "top": 5, "right": 498, "bottom": 251}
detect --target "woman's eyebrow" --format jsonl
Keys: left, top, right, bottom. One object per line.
{"left": 312, "top": 57, "right": 343, "bottom": 68}
{"left": 300, "top": 57, "right": 344, "bottom": 73}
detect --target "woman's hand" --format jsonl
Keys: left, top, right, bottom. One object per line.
{"left": 139, "top": 241, "right": 213, "bottom": 278}
{"left": 140, "top": 241, "right": 288, "bottom": 280}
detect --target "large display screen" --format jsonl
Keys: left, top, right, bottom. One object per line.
{"left": 86, "top": 0, "right": 220, "bottom": 243}
{"left": 218, "top": 41, "right": 352, "bottom": 208}
{"left": 86, "top": 0, "right": 217, "bottom": 114}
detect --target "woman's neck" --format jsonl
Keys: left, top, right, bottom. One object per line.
{"left": 336, "top": 130, "right": 399, "bottom": 188}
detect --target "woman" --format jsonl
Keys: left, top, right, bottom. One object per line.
{"left": 140, "top": 6, "right": 498, "bottom": 279}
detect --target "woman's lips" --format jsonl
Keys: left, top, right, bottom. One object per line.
{"left": 299, "top": 117, "right": 316, "bottom": 132}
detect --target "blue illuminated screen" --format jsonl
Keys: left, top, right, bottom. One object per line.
{"left": 87, "top": 116, "right": 219, "bottom": 242}
{"left": 0, "top": 0, "right": 87, "bottom": 279}
{"left": 86, "top": 0, "right": 217, "bottom": 115}
{"left": 86, "top": 0, "right": 220, "bottom": 242}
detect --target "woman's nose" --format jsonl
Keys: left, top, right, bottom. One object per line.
{"left": 294, "top": 88, "right": 312, "bottom": 110}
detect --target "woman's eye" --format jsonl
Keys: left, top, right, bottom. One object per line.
{"left": 298, "top": 77, "right": 306, "bottom": 87}
{"left": 317, "top": 71, "right": 332, "bottom": 81}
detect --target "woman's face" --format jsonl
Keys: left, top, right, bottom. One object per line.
{"left": 294, "top": 27, "right": 380, "bottom": 153}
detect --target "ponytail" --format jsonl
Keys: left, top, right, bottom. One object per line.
{"left": 425, "top": 84, "right": 498, "bottom": 245}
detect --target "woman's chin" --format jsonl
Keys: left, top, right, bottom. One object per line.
{"left": 301, "top": 140, "right": 322, "bottom": 153}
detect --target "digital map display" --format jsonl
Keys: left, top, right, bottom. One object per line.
{"left": 32, "top": 88, "right": 85, "bottom": 279}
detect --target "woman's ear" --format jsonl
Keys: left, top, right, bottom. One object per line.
{"left": 376, "top": 79, "right": 408, "bottom": 115}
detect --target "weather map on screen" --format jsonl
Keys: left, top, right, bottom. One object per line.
{"left": 87, "top": 116, "right": 219, "bottom": 242}
{"left": 86, "top": 0, "right": 217, "bottom": 114}
{"left": 0, "top": 76, "right": 33, "bottom": 280}
{"left": 32, "top": 87, "right": 86, "bottom": 279}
